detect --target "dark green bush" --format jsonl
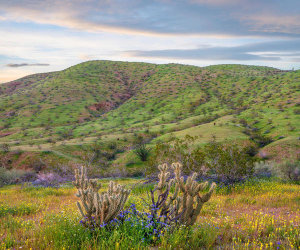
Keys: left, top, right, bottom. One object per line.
{"left": 148, "top": 136, "right": 255, "bottom": 183}
{"left": 134, "top": 143, "right": 151, "bottom": 162}
{"left": 204, "top": 141, "right": 255, "bottom": 183}
{"left": 147, "top": 135, "right": 205, "bottom": 174}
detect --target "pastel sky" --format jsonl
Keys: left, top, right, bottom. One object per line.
{"left": 0, "top": 0, "right": 300, "bottom": 83}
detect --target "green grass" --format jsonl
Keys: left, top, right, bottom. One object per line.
{"left": 0, "top": 202, "right": 40, "bottom": 217}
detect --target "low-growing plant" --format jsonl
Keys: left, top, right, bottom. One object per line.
{"left": 0, "top": 202, "right": 40, "bottom": 217}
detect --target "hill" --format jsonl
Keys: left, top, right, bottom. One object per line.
{"left": 0, "top": 60, "right": 299, "bottom": 171}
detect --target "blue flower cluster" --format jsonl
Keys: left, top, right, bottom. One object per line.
{"left": 116, "top": 203, "right": 172, "bottom": 242}
{"left": 79, "top": 203, "right": 173, "bottom": 244}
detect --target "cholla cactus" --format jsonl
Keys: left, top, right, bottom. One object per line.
{"left": 172, "top": 162, "right": 216, "bottom": 226}
{"left": 148, "top": 164, "right": 178, "bottom": 222}
{"left": 149, "top": 162, "right": 216, "bottom": 226}
{"left": 73, "top": 166, "right": 131, "bottom": 227}
{"left": 156, "top": 163, "right": 173, "bottom": 194}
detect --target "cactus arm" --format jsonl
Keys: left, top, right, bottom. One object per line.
{"left": 77, "top": 201, "right": 85, "bottom": 218}
{"left": 200, "top": 182, "right": 216, "bottom": 203}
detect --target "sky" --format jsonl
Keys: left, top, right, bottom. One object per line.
{"left": 0, "top": 0, "right": 299, "bottom": 83}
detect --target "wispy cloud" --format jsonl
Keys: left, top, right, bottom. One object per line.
{"left": 241, "top": 13, "right": 300, "bottom": 35}
{"left": 0, "top": 0, "right": 299, "bottom": 37}
{"left": 190, "top": 0, "right": 244, "bottom": 6}
{"left": 128, "top": 40, "right": 300, "bottom": 61}
{"left": 6, "top": 63, "right": 50, "bottom": 67}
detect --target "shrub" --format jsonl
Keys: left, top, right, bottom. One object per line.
{"left": 204, "top": 141, "right": 255, "bottom": 183}
{"left": 273, "top": 160, "right": 300, "bottom": 182}
{"left": 249, "top": 132, "right": 273, "bottom": 148}
{"left": 253, "top": 161, "right": 275, "bottom": 178}
{"left": 0, "top": 167, "right": 29, "bottom": 187}
{"left": 244, "top": 144, "right": 259, "bottom": 157}
{"left": 134, "top": 143, "right": 151, "bottom": 162}
{"left": 148, "top": 135, "right": 205, "bottom": 174}
{"left": 0, "top": 143, "right": 10, "bottom": 152}
{"left": 32, "top": 172, "right": 68, "bottom": 187}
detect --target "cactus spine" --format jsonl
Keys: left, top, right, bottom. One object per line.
{"left": 73, "top": 166, "right": 131, "bottom": 227}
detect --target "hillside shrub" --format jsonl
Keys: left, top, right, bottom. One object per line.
{"left": 244, "top": 144, "right": 259, "bottom": 157}
{"left": 134, "top": 143, "right": 151, "bottom": 162}
{"left": 204, "top": 140, "right": 255, "bottom": 183}
{"left": 0, "top": 167, "right": 29, "bottom": 187}
{"left": 253, "top": 161, "right": 275, "bottom": 178}
{"left": 148, "top": 135, "right": 205, "bottom": 174}
{"left": 249, "top": 131, "right": 273, "bottom": 147}
{"left": 148, "top": 136, "right": 255, "bottom": 183}
{"left": 0, "top": 143, "right": 10, "bottom": 152}
{"left": 273, "top": 160, "right": 300, "bottom": 182}
{"left": 81, "top": 142, "right": 120, "bottom": 168}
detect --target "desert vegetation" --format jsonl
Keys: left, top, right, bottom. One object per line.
{"left": 0, "top": 61, "right": 299, "bottom": 249}
{"left": 0, "top": 167, "right": 299, "bottom": 249}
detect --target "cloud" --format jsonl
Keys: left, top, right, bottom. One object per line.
{"left": 289, "top": 58, "right": 300, "bottom": 62}
{"left": 6, "top": 63, "right": 50, "bottom": 67}
{"left": 189, "top": 0, "right": 244, "bottom": 6}
{"left": 241, "top": 13, "right": 300, "bottom": 35}
{"left": 128, "top": 39, "right": 300, "bottom": 61}
{"left": 0, "top": 0, "right": 299, "bottom": 37}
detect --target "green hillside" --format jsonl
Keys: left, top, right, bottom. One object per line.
{"left": 0, "top": 60, "right": 299, "bottom": 169}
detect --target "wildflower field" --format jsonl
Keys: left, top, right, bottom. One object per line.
{"left": 0, "top": 178, "right": 299, "bottom": 250}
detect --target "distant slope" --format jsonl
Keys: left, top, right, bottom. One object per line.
{"left": 0, "top": 60, "right": 299, "bottom": 160}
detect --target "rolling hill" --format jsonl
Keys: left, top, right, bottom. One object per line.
{"left": 0, "top": 60, "right": 299, "bottom": 170}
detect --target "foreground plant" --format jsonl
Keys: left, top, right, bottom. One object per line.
{"left": 147, "top": 162, "right": 216, "bottom": 226}
{"left": 73, "top": 166, "right": 131, "bottom": 228}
